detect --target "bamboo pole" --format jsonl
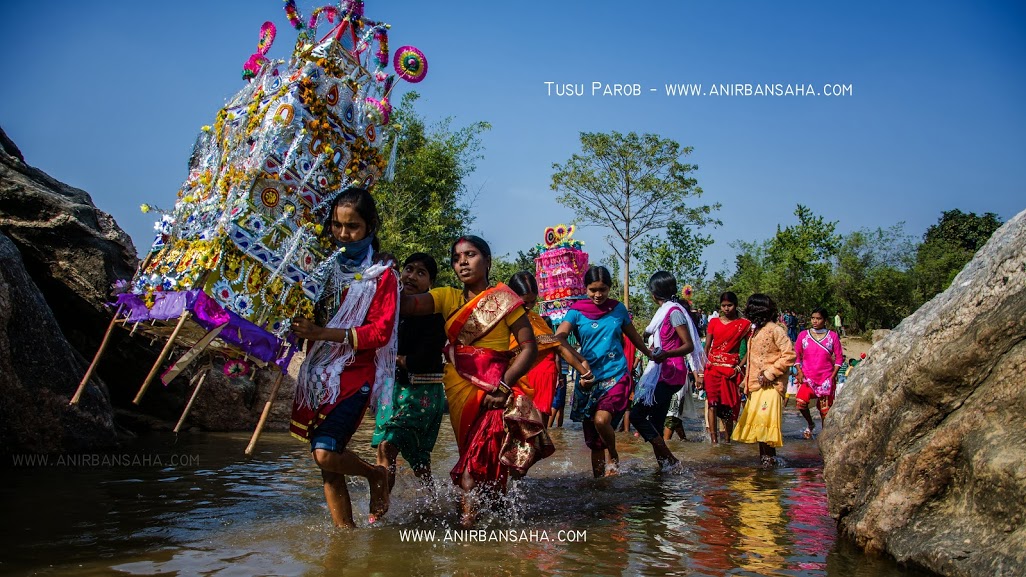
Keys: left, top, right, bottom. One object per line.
{"left": 70, "top": 306, "right": 123, "bottom": 405}
{"left": 173, "top": 367, "right": 211, "bottom": 433}
{"left": 244, "top": 370, "right": 286, "bottom": 456}
{"left": 132, "top": 311, "right": 192, "bottom": 405}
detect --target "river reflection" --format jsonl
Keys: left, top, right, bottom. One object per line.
{"left": 0, "top": 407, "right": 923, "bottom": 577}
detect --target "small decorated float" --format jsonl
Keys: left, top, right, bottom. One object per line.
{"left": 534, "top": 224, "right": 589, "bottom": 324}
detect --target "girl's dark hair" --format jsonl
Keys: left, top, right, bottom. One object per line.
{"left": 583, "top": 265, "right": 613, "bottom": 287}
{"left": 719, "top": 291, "right": 739, "bottom": 305}
{"left": 403, "top": 252, "right": 438, "bottom": 281}
{"left": 325, "top": 186, "right": 381, "bottom": 251}
{"left": 647, "top": 271, "right": 679, "bottom": 302}
{"left": 450, "top": 235, "right": 492, "bottom": 265}
{"left": 811, "top": 307, "right": 829, "bottom": 319}
{"left": 508, "top": 271, "right": 538, "bottom": 297}
{"left": 744, "top": 293, "right": 778, "bottom": 328}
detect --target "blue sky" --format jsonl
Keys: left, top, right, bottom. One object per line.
{"left": 2, "top": 0, "right": 1024, "bottom": 276}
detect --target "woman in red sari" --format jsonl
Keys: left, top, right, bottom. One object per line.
{"left": 703, "top": 291, "right": 751, "bottom": 443}
{"left": 507, "top": 271, "right": 593, "bottom": 424}
{"left": 401, "top": 236, "right": 546, "bottom": 526}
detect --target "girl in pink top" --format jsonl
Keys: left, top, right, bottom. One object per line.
{"left": 794, "top": 307, "right": 844, "bottom": 438}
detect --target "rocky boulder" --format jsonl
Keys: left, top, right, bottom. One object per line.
{"left": 0, "top": 231, "right": 117, "bottom": 453}
{"left": 821, "top": 209, "right": 1026, "bottom": 577}
{"left": 871, "top": 329, "right": 892, "bottom": 344}
{"left": 0, "top": 126, "right": 296, "bottom": 436}
{"left": 0, "top": 125, "right": 166, "bottom": 409}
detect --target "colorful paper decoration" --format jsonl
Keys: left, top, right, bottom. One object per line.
{"left": 131, "top": 0, "right": 428, "bottom": 366}
{"left": 393, "top": 46, "right": 428, "bottom": 83}
{"left": 535, "top": 224, "right": 588, "bottom": 322}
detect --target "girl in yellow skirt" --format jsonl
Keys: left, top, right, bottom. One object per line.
{"left": 732, "top": 294, "right": 796, "bottom": 466}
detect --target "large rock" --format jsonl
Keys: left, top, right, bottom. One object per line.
{"left": 0, "top": 126, "right": 293, "bottom": 434}
{"left": 871, "top": 329, "right": 892, "bottom": 344}
{"left": 0, "top": 232, "right": 117, "bottom": 453}
{"left": 821, "top": 209, "right": 1026, "bottom": 576}
{"left": 0, "top": 125, "right": 164, "bottom": 409}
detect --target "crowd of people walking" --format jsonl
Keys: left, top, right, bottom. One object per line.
{"left": 288, "top": 186, "right": 860, "bottom": 526}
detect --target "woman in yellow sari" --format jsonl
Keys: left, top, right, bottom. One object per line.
{"left": 401, "top": 236, "right": 546, "bottom": 525}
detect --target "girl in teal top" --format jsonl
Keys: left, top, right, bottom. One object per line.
{"left": 556, "top": 266, "right": 651, "bottom": 477}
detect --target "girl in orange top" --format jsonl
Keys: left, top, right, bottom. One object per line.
{"left": 507, "top": 271, "right": 592, "bottom": 425}
{"left": 731, "top": 293, "right": 796, "bottom": 466}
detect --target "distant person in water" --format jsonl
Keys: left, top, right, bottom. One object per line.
{"left": 731, "top": 293, "right": 796, "bottom": 467}
{"left": 372, "top": 253, "right": 447, "bottom": 488}
{"left": 551, "top": 354, "right": 572, "bottom": 428}
{"left": 793, "top": 308, "right": 844, "bottom": 439}
{"left": 555, "top": 266, "right": 653, "bottom": 477}
{"left": 702, "top": 291, "right": 750, "bottom": 444}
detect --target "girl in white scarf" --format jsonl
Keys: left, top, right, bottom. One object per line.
{"left": 630, "top": 272, "right": 707, "bottom": 469}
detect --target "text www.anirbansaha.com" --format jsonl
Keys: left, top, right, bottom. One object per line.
{"left": 400, "top": 528, "right": 588, "bottom": 543}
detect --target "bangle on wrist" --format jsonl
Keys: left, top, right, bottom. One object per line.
{"left": 497, "top": 380, "right": 512, "bottom": 395}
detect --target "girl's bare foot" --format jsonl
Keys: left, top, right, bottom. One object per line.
{"left": 604, "top": 460, "right": 620, "bottom": 477}
{"left": 368, "top": 465, "right": 390, "bottom": 521}
{"left": 460, "top": 494, "right": 478, "bottom": 527}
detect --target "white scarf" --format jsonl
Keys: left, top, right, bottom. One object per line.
{"left": 295, "top": 251, "right": 399, "bottom": 412}
{"left": 635, "top": 300, "right": 707, "bottom": 406}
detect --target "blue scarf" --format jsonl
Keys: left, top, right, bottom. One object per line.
{"left": 335, "top": 235, "right": 375, "bottom": 272}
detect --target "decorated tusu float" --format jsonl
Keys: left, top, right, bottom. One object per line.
{"left": 534, "top": 224, "right": 588, "bottom": 324}
{"left": 70, "top": 0, "right": 428, "bottom": 454}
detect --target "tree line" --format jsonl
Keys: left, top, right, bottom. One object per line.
{"left": 370, "top": 97, "right": 1004, "bottom": 334}
{"left": 690, "top": 206, "right": 1002, "bottom": 333}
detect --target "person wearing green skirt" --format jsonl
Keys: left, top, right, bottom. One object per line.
{"left": 373, "top": 253, "right": 447, "bottom": 487}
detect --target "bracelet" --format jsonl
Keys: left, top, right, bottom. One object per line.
{"left": 497, "top": 380, "right": 512, "bottom": 395}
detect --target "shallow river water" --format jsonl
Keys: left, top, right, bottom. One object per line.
{"left": 1, "top": 402, "right": 927, "bottom": 577}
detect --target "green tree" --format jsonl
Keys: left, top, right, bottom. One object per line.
{"left": 765, "top": 205, "right": 840, "bottom": 314}
{"left": 727, "top": 239, "right": 772, "bottom": 303}
{"left": 372, "top": 92, "right": 490, "bottom": 287}
{"left": 831, "top": 224, "right": 916, "bottom": 332}
{"left": 912, "top": 209, "right": 1002, "bottom": 304}
{"left": 550, "top": 131, "right": 720, "bottom": 308}
{"left": 634, "top": 222, "right": 713, "bottom": 288}
{"left": 694, "top": 269, "right": 733, "bottom": 313}
{"left": 490, "top": 247, "right": 542, "bottom": 288}
{"left": 632, "top": 222, "right": 714, "bottom": 322}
